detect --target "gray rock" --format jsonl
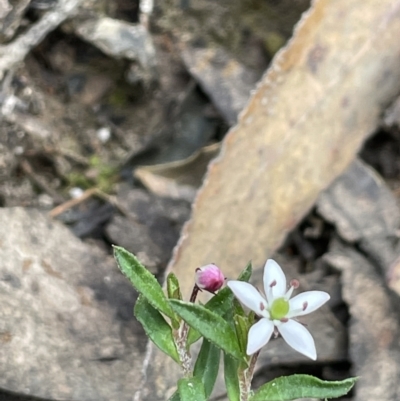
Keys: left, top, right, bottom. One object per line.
{"left": 0, "top": 207, "right": 146, "bottom": 401}
{"left": 383, "top": 95, "right": 400, "bottom": 128}
{"left": 325, "top": 242, "right": 400, "bottom": 401}
{"left": 317, "top": 159, "right": 400, "bottom": 272}
{"left": 106, "top": 185, "right": 191, "bottom": 273}
{"left": 182, "top": 46, "right": 259, "bottom": 125}
{"left": 74, "top": 17, "right": 157, "bottom": 72}
{"left": 0, "top": 0, "right": 30, "bottom": 42}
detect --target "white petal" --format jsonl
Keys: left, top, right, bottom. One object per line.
{"left": 278, "top": 319, "right": 317, "bottom": 360}
{"left": 287, "top": 291, "right": 330, "bottom": 318}
{"left": 246, "top": 318, "right": 274, "bottom": 355}
{"left": 227, "top": 281, "right": 267, "bottom": 314}
{"left": 263, "top": 259, "right": 287, "bottom": 302}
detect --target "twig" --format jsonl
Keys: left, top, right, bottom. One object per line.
{"left": 49, "top": 188, "right": 97, "bottom": 218}
{"left": 49, "top": 187, "right": 140, "bottom": 224}
{"left": 0, "top": 0, "right": 84, "bottom": 79}
{"left": 20, "top": 159, "right": 66, "bottom": 204}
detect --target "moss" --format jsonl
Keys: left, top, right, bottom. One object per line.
{"left": 66, "top": 172, "right": 92, "bottom": 189}
{"left": 66, "top": 157, "right": 118, "bottom": 193}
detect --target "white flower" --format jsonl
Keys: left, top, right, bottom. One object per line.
{"left": 227, "top": 259, "right": 330, "bottom": 360}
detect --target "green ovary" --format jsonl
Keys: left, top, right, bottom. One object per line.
{"left": 270, "top": 298, "right": 289, "bottom": 320}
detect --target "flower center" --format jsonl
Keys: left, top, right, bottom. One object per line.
{"left": 270, "top": 297, "right": 289, "bottom": 320}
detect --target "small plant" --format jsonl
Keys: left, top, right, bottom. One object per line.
{"left": 113, "top": 246, "right": 357, "bottom": 401}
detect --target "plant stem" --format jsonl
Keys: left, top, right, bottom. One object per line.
{"left": 175, "top": 327, "right": 192, "bottom": 377}
{"left": 238, "top": 351, "right": 260, "bottom": 401}
{"left": 173, "top": 284, "right": 200, "bottom": 377}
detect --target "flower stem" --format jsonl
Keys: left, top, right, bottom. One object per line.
{"left": 173, "top": 284, "right": 200, "bottom": 377}
{"left": 174, "top": 327, "right": 192, "bottom": 377}
{"left": 238, "top": 351, "right": 260, "bottom": 401}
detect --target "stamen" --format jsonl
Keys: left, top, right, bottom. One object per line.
{"left": 260, "top": 302, "right": 265, "bottom": 311}
{"left": 302, "top": 301, "right": 308, "bottom": 311}
{"left": 285, "top": 286, "right": 294, "bottom": 300}
{"left": 269, "top": 280, "right": 277, "bottom": 287}
{"left": 290, "top": 279, "right": 300, "bottom": 289}
{"left": 280, "top": 317, "right": 289, "bottom": 323}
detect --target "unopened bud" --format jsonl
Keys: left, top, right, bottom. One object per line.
{"left": 195, "top": 264, "right": 224, "bottom": 293}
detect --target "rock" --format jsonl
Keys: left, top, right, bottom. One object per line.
{"left": 182, "top": 46, "right": 260, "bottom": 125}
{"left": 0, "top": 0, "right": 30, "bottom": 43}
{"left": 325, "top": 242, "right": 400, "bottom": 401}
{"left": 105, "top": 185, "right": 191, "bottom": 273}
{"left": 0, "top": 207, "right": 145, "bottom": 401}
{"left": 317, "top": 159, "right": 400, "bottom": 272}
{"left": 74, "top": 17, "right": 157, "bottom": 81}
{"left": 0, "top": 0, "right": 11, "bottom": 20}
{"left": 383, "top": 95, "right": 400, "bottom": 128}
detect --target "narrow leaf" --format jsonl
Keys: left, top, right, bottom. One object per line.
{"left": 134, "top": 295, "right": 180, "bottom": 364}
{"left": 170, "top": 300, "right": 243, "bottom": 360}
{"left": 250, "top": 375, "right": 358, "bottom": 401}
{"left": 187, "top": 262, "right": 253, "bottom": 346}
{"left": 237, "top": 262, "right": 252, "bottom": 282}
{"left": 224, "top": 353, "right": 240, "bottom": 401}
{"left": 234, "top": 314, "right": 249, "bottom": 355}
{"left": 187, "top": 286, "right": 235, "bottom": 346}
{"left": 113, "top": 246, "right": 176, "bottom": 321}
{"left": 178, "top": 377, "right": 206, "bottom": 401}
{"left": 167, "top": 273, "right": 182, "bottom": 300}
{"left": 193, "top": 339, "right": 220, "bottom": 398}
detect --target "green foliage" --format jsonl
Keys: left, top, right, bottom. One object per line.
{"left": 250, "top": 375, "right": 358, "bottom": 401}
{"left": 66, "top": 156, "right": 118, "bottom": 193}
{"left": 134, "top": 295, "right": 180, "bottom": 364}
{"left": 237, "top": 262, "right": 252, "bottom": 282}
{"left": 113, "top": 246, "right": 177, "bottom": 324}
{"left": 187, "top": 286, "right": 235, "bottom": 346}
{"left": 168, "top": 391, "right": 181, "bottom": 401}
{"left": 187, "top": 262, "right": 252, "bottom": 346}
{"left": 193, "top": 339, "right": 220, "bottom": 398}
{"left": 167, "top": 273, "right": 182, "bottom": 300}
{"left": 224, "top": 353, "right": 240, "bottom": 401}
{"left": 66, "top": 171, "right": 92, "bottom": 190}
{"left": 178, "top": 377, "right": 206, "bottom": 401}
{"left": 170, "top": 300, "right": 243, "bottom": 361}
{"left": 233, "top": 314, "right": 249, "bottom": 355}
{"left": 88, "top": 155, "right": 118, "bottom": 192}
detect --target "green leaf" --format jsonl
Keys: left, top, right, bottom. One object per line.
{"left": 224, "top": 353, "right": 240, "bottom": 401}
{"left": 170, "top": 300, "right": 243, "bottom": 361}
{"left": 113, "top": 246, "right": 176, "bottom": 321}
{"left": 168, "top": 391, "right": 180, "bottom": 401}
{"left": 134, "top": 295, "right": 180, "bottom": 364}
{"left": 187, "top": 286, "right": 235, "bottom": 346}
{"left": 193, "top": 339, "right": 220, "bottom": 398}
{"left": 234, "top": 314, "right": 249, "bottom": 355}
{"left": 250, "top": 375, "right": 358, "bottom": 401}
{"left": 167, "top": 273, "right": 182, "bottom": 300}
{"left": 237, "top": 262, "right": 252, "bottom": 282}
{"left": 178, "top": 377, "right": 206, "bottom": 401}
{"left": 187, "top": 262, "right": 253, "bottom": 347}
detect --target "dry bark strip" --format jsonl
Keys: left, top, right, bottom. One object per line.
{"left": 139, "top": 0, "right": 400, "bottom": 399}
{"left": 168, "top": 0, "right": 400, "bottom": 299}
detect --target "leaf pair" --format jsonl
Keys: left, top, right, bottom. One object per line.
{"left": 113, "top": 246, "right": 180, "bottom": 363}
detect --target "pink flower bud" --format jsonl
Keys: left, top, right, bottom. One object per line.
{"left": 195, "top": 264, "right": 224, "bottom": 293}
